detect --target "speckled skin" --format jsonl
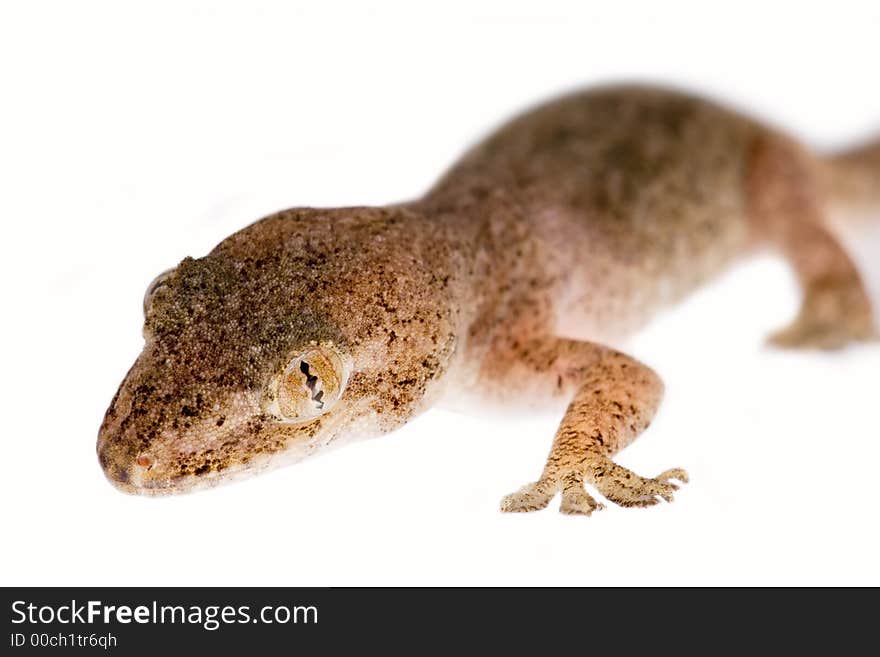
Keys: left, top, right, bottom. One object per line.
{"left": 98, "top": 85, "right": 879, "bottom": 513}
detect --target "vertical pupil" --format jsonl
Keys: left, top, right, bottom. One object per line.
{"left": 299, "top": 360, "right": 324, "bottom": 409}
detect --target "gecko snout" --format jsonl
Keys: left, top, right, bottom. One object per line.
{"left": 96, "top": 389, "right": 164, "bottom": 494}
{"left": 97, "top": 430, "right": 174, "bottom": 495}
{"left": 96, "top": 437, "right": 135, "bottom": 492}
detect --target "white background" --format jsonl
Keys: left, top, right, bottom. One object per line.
{"left": 2, "top": 1, "right": 879, "bottom": 586}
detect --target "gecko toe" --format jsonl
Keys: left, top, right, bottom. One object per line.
{"left": 500, "top": 481, "right": 555, "bottom": 513}
{"left": 588, "top": 458, "right": 687, "bottom": 509}
{"left": 559, "top": 488, "right": 605, "bottom": 516}
{"left": 656, "top": 467, "right": 689, "bottom": 484}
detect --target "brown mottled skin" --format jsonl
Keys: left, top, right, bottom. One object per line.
{"left": 98, "top": 84, "right": 880, "bottom": 514}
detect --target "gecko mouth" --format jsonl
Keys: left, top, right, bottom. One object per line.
{"left": 97, "top": 408, "right": 330, "bottom": 496}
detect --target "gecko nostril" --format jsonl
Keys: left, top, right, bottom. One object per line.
{"left": 136, "top": 455, "right": 152, "bottom": 468}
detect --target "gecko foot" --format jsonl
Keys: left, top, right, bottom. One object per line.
{"left": 501, "top": 466, "right": 688, "bottom": 514}
{"left": 501, "top": 481, "right": 605, "bottom": 516}
{"left": 767, "top": 281, "right": 877, "bottom": 350}
{"left": 767, "top": 319, "right": 877, "bottom": 350}
{"left": 587, "top": 459, "right": 688, "bottom": 508}
{"left": 500, "top": 476, "right": 605, "bottom": 515}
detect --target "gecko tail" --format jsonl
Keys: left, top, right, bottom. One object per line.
{"left": 823, "top": 136, "right": 880, "bottom": 226}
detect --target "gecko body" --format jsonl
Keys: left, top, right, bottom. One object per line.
{"left": 98, "top": 85, "right": 879, "bottom": 513}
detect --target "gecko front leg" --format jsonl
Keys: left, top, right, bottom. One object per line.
{"left": 488, "top": 338, "right": 687, "bottom": 516}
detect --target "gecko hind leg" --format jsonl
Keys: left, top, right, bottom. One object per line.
{"left": 749, "top": 134, "right": 877, "bottom": 350}
{"left": 492, "top": 338, "right": 687, "bottom": 515}
{"left": 766, "top": 270, "right": 877, "bottom": 349}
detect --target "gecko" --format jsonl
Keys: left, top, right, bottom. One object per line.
{"left": 97, "top": 84, "right": 880, "bottom": 515}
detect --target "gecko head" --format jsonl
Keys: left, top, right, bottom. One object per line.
{"left": 97, "top": 207, "right": 457, "bottom": 495}
{"left": 96, "top": 252, "right": 363, "bottom": 495}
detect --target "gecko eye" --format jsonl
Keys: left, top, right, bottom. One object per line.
{"left": 264, "top": 344, "right": 349, "bottom": 422}
{"left": 143, "top": 268, "right": 175, "bottom": 315}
